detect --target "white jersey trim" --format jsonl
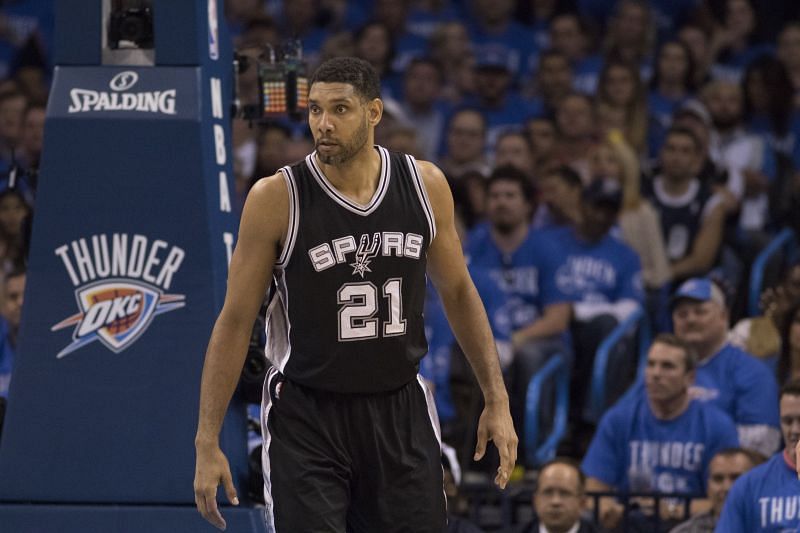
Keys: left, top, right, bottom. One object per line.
{"left": 653, "top": 176, "right": 701, "bottom": 208}
{"left": 276, "top": 166, "right": 299, "bottom": 269}
{"left": 417, "top": 374, "right": 446, "bottom": 515}
{"left": 416, "top": 374, "right": 442, "bottom": 447}
{"left": 264, "top": 270, "right": 292, "bottom": 373}
{"left": 261, "top": 366, "right": 280, "bottom": 531}
{"left": 305, "top": 145, "right": 390, "bottom": 216}
{"left": 405, "top": 155, "right": 437, "bottom": 242}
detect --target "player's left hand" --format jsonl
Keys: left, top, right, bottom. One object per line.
{"left": 473, "top": 400, "right": 518, "bottom": 489}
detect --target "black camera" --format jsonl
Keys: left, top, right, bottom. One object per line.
{"left": 108, "top": 7, "right": 154, "bottom": 49}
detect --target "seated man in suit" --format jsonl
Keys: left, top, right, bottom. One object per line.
{"left": 515, "top": 457, "right": 598, "bottom": 533}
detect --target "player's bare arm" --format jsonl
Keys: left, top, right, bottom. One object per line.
{"left": 420, "top": 159, "right": 518, "bottom": 489}
{"left": 194, "top": 174, "right": 288, "bottom": 530}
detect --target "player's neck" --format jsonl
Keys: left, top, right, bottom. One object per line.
{"left": 316, "top": 146, "right": 382, "bottom": 204}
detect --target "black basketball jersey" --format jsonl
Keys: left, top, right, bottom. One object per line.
{"left": 264, "top": 146, "right": 435, "bottom": 393}
{"left": 643, "top": 176, "right": 716, "bottom": 262}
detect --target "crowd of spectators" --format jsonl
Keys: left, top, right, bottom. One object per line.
{"left": 4, "top": 0, "right": 800, "bottom": 531}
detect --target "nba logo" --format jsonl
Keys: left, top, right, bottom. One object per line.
{"left": 208, "top": 0, "right": 219, "bottom": 61}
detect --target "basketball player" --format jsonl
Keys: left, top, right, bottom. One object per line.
{"left": 193, "top": 57, "right": 517, "bottom": 532}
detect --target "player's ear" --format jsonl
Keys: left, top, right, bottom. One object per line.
{"left": 367, "top": 98, "right": 383, "bottom": 126}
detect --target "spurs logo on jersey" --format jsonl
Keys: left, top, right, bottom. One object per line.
{"left": 51, "top": 233, "right": 186, "bottom": 358}
{"left": 308, "top": 231, "right": 424, "bottom": 276}
{"left": 351, "top": 233, "right": 381, "bottom": 278}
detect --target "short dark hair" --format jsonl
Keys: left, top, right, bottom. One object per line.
{"left": 536, "top": 457, "right": 585, "bottom": 494}
{"left": 542, "top": 165, "right": 583, "bottom": 189}
{"left": 711, "top": 447, "right": 766, "bottom": 469}
{"left": 310, "top": 57, "right": 381, "bottom": 101}
{"left": 5, "top": 266, "right": 26, "bottom": 284}
{"left": 665, "top": 125, "right": 701, "bottom": 151}
{"left": 487, "top": 165, "right": 535, "bottom": 203}
{"left": 651, "top": 332, "right": 698, "bottom": 372}
{"left": 405, "top": 56, "right": 443, "bottom": 84}
{"left": 448, "top": 106, "right": 487, "bottom": 132}
{"left": 780, "top": 379, "right": 800, "bottom": 402}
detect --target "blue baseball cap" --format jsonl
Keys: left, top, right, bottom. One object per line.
{"left": 670, "top": 278, "right": 726, "bottom": 309}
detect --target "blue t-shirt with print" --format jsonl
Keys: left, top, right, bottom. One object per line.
{"left": 690, "top": 343, "right": 780, "bottom": 430}
{"left": 582, "top": 391, "right": 739, "bottom": 495}
{"left": 465, "top": 225, "right": 568, "bottom": 332}
{"left": 421, "top": 266, "right": 510, "bottom": 422}
{"left": 715, "top": 452, "right": 800, "bottom": 532}
{"left": 541, "top": 226, "right": 644, "bottom": 307}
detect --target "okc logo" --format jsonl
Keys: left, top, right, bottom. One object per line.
{"left": 51, "top": 279, "right": 185, "bottom": 358}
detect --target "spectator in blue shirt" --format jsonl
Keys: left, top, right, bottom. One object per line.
{"left": 465, "top": 0, "right": 535, "bottom": 81}
{"left": 525, "top": 50, "right": 575, "bottom": 118}
{"left": 602, "top": 0, "right": 656, "bottom": 81}
{"left": 534, "top": 164, "right": 583, "bottom": 230}
{"left": 716, "top": 380, "right": 800, "bottom": 532}
{"left": 670, "top": 447, "right": 764, "bottom": 533}
{"left": 541, "top": 178, "right": 644, "bottom": 428}
{"left": 672, "top": 277, "right": 782, "bottom": 456}
{"left": 678, "top": 22, "right": 714, "bottom": 90}
{"left": 649, "top": 40, "right": 697, "bottom": 151}
{"left": 582, "top": 333, "right": 739, "bottom": 532}
{"left": 708, "top": 0, "right": 773, "bottom": 84}
{"left": 548, "top": 12, "right": 604, "bottom": 95}
{"left": 464, "top": 46, "right": 543, "bottom": 152}
{"left": 465, "top": 166, "right": 571, "bottom": 464}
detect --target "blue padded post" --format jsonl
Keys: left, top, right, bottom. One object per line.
{"left": 749, "top": 228, "right": 797, "bottom": 317}
{"left": 590, "top": 306, "right": 644, "bottom": 421}
{"left": 524, "top": 353, "right": 569, "bottom": 466}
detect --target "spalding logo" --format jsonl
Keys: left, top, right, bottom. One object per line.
{"left": 51, "top": 234, "right": 186, "bottom": 358}
{"left": 109, "top": 71, "right": 139, "bottom": 91}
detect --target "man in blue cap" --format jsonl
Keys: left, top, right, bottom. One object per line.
{"left": 672, "top": 277, "right": 781, "bottom": 457}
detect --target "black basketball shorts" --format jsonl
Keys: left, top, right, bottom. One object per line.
{"left": 260, "top": 367, "right": 446, "bottom": 533}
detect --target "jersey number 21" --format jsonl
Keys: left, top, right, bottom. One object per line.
{"left": 337, "top": 278, "right": 406, "bottom": 341}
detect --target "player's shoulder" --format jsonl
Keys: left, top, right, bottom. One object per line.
{"left": 242, "top": 173, "right": 291, "bottom": 236}
{"left": 412, "top": 159, "right": 452, "bottom": 210}
{"left": 414, "top": 159, "right": 448, "bottom": 188}
{"left": 246, "top": 172, "right": 290, "bottom": 209}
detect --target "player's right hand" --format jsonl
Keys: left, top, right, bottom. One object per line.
{"left": 194, "top": 443, "right": 239, "bottom": 531}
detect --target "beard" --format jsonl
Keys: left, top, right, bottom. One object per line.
{"left": 315, "top": 119, "right": 369, "bottom": 165}
{"left": 711, "top": 114, "right": 740, "bottom": 132}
